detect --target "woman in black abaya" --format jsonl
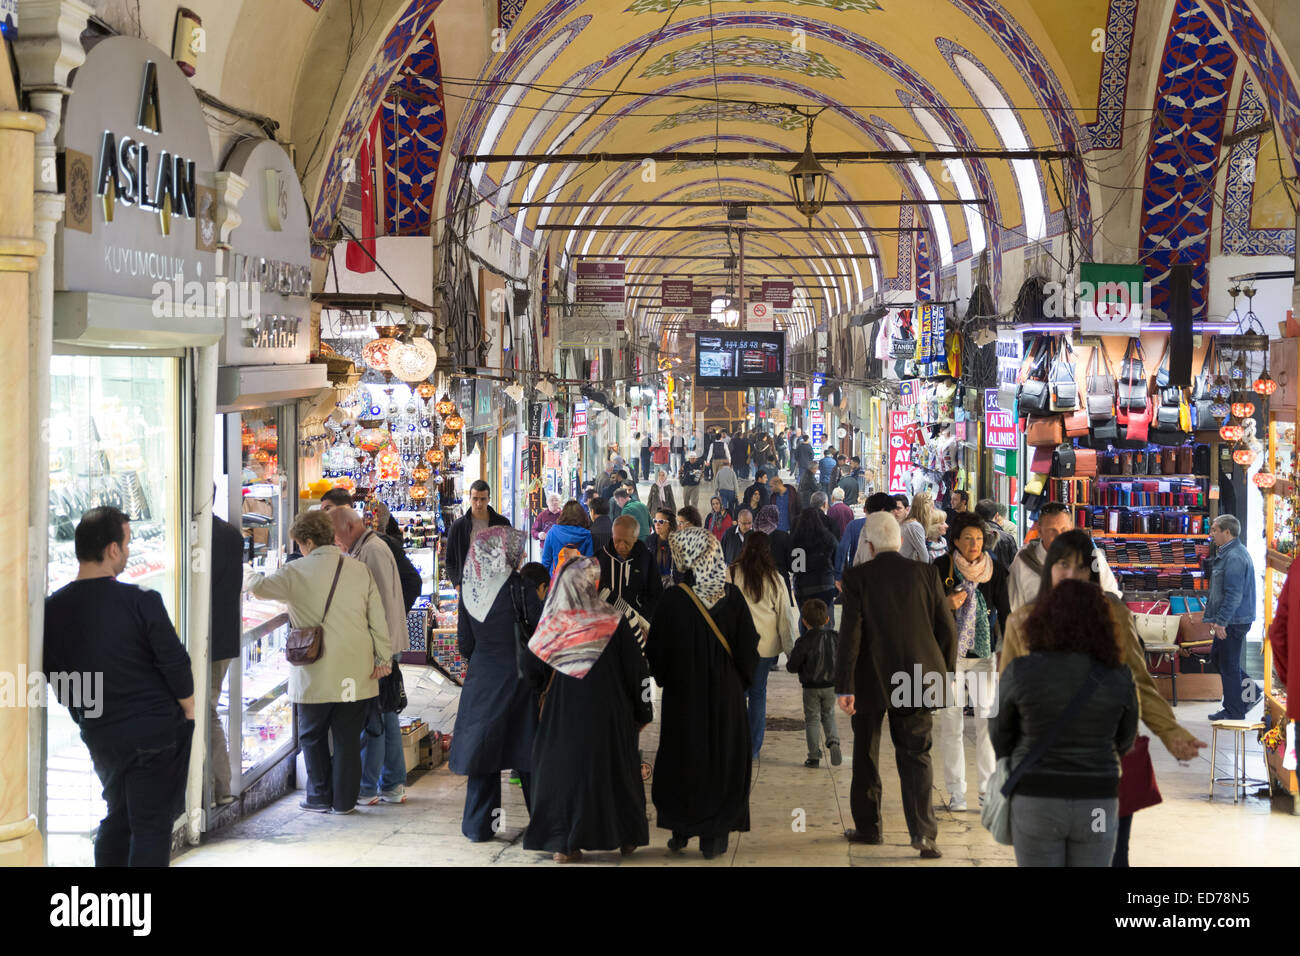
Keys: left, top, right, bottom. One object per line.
{"left": 645, "top": 526, "right": 760, "bottom": 859}
{"left": 448, "top": 528, "right": 541, "bottom": 841}
{"left": 523, "top": 557, "right": 653, "bottom": 863}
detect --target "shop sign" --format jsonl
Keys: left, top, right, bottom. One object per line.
{"left": 572, "top": 401, "right": 588, "bottom": 437}
{"left": 791, "top": 386, "right": 806, "bottom": 405}
{"left": 993, "top": 448, "right": 1018, "bottom": 476}
{"left": 1079, "top": 263, "right": 1144, "bottom": 335}
{"left": 657, "top": 388, "right": 667, "bottom": 411}
{"left": 996, "top": 333, "right": 1023, "bottom": 389}
{"left": 916, "top": 303, "right": 947, "bottom": 377}
{"left": 746, "top": 301, "right": 773, "bottom": 331}
{"left": 691, "top": 287, "right": 713, "bottom": 316}
{"left": 57, "top": 37, "right": 217, "bottom": 300}
{"left": 220, "top": 139, "right": 312, "bottom": 365}
{"left": 575, "top": 261, "right": 624, "bottom": 304}
{"left": 473, "top": 380, "right": 494, "bottom": 429}
{"left": 662, "top": 278, "right": 692, "bottom": 310}
{"left": 761, "top": 280, "right": 793, "bottom": 310}
{"left": 528, "top": 402, "right": 545, "bottom": 437}
{"left": 888, "top": 307, "right": 916, "bottom": 359}
{"left": 984, "top": 389, "right": 1018, "bottom": 449}
{"left": 888, "top": 411, "right": 911, "bottom": 494}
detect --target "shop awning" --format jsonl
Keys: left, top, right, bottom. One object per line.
{"left": 217, "top": 363, "right": 329, "bottom": 412}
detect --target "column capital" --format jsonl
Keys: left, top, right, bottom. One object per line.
{"left": 13, "top": 0, "right": 93, "bottom": 91}
{"left": 214, "top": 170, "right": 249, "bottom": 249}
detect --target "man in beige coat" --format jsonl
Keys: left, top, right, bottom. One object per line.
{"left": 332, "top": 508, "right": 411, "bottom": 804}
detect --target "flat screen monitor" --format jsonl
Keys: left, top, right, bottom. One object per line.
{"left": 694, "top": 330, "right": 785, "bottom": 389}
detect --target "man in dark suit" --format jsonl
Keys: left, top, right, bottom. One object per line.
{"left": 836, "top": 512, "right": 957, "bottom": 859}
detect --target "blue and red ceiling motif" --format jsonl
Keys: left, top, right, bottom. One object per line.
{"left": 1139, "top": 0, "right": 1235, "bottom": 322}
{"left": 500, "top": 0, "right": 527, "bottom": 32}
{"left": 379, "top": 17, "right": 446, "bottom": 236}
{"left": 302, "top": 0, "right": 325, "bottom": 10}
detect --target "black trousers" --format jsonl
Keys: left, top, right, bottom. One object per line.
{"left": 297, "top": 700, "right": 369, "bottom": 812}
{"left": 1111, "top": 814, "right": 1133, "bottom": 867}
{"left": 463, "top": 772, "right": 532, "bottom": 841}
{"left": 86, "top": 720, "right": 193, "bottom": 867}
{"left": 850, "top": 708, "right": 938, "bottom": 841}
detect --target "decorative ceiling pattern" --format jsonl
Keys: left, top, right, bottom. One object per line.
{"left": 651, "top": 102, "right": 805, "bottom": 132}
{"left": 640, "top": 35, "right": 844, "bottom": 79}
{"left": 1220, "top": 75, "right": 1295, "bottom": 257}
{"left": 1081, "top": 0, "right": 1137, "bottom": 151}
{"left": 380, "top": 16, "right": 446, "bottom": 236}
{"left": 625, "top": 0, "right": 883, "bottom": 10}
{"left": 1139, "top": 0, "right": 1235, "bottom": 321}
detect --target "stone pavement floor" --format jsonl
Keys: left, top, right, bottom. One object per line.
{"left": 176, "top": 656, "right": 1300, "bottom": 867}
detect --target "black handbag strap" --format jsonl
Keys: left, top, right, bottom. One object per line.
{"left": 1050, "top": 336, "right": 1075, "bottom": 384}
{"left": 1001, "top": 662, "right": 1108, "bottom": 797}
{"left": 320, "top": 557, "right": 344, "bottom": 626}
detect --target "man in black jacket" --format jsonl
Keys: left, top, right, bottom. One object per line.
{"left": 793, "top": 435, "right": 815, "bottom": 476}
{"left": 836, "top": 512, "right": 957, "bottom": 860}
{"left": 742, "top": 471, "right": 770, "bottom": 513}
{"left": 209, "top": 512, "right": 245, "bottom": 806}
{"left": 321, "top": 489, "right": 422, "bottom": 610}
{"left": 720, "top": 508, "right": 753, "bottom": 565}
{"left": 730, "top": 431, "right": 751, "bottom": 481}
{"left": 589, "top": 496, "right": 614, "bottom": 554}
{"left": 44, "top": 507, "right": 195, "bottom": 866}
{"left": 597, "top": 515, "right": 663, "bottom": 642}
{"left": 444, "top": 480, "right": 512, "bottom": 588}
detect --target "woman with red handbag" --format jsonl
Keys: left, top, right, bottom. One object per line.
{"left": 1000, "top": 531, "right": 1207, "bottom": 865}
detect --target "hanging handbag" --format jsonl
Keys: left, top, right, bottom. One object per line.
{"left": 378, "top": 659, "right": 407, "bottom": 714}
{"left": 1118, "top": 403, "right": 1151, "bottom": 443}
{"left": 1052, "top": 443, "right": 1077, "bottom": 478}
{"left": 1086, "top": 344, "right": 1117, "bottom": 418}
{"left": 1118, "top": 338, "right": 1149, "bottom": 411}
{"left": 1016, "top": 337, "right": 1052, "bottom": 417}
{"left": 1063, "top": 409, "right": 1090, "bottom": 437}
{"left": 1090, "top": 415, "right": 1119, "bottom": 442}
{"left": 1118, "top": 735, "right": 1163, "bottom": 815}
{"left": 1049, "top": 336, "right": 1079, "bottom": 411}
{"left": 1025, "top": 415, "right": 1065, "bottom": 446}
{"left": 1029, "top": 445, "right": 1055, "bottom": 475}
{"left": 982, "top": 663, "right": 1108, "bottom": 845}
{"left": 286, "top": 557, "right": 344, "bottom": 666}
{"left": 1193, "top": 444, "right": 1211, "bottom": 475}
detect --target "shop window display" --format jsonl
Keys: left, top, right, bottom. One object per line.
{"left": 46, "top": 355, "right": 181, "bottom": 866}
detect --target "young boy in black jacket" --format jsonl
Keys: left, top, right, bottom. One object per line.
{"left": 786, "top": 598, "right": 841, "bottom": 767}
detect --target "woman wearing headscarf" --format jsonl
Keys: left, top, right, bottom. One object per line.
{"left": 705, "top": 495, "right": 734, "bottom": 542}
{"left": 932, "top": 511, "right": 1011, "bottom": 812}
{"left": 646, "top": 468, "right": 677, "bottom": 518}
{"left": 522, "top": 558, "right": 654, "bottom": 863}
{"left": 1000, "top": 530, "right": 1205, "bottom": 866}
{"left": 645, "top": 527, "right": 760, "bottom": 859}
{"left": 449, "top": 527, "right": 542, "bottom": 841}
{"left": 728, "top": 531, "right": 796, "bottom": 760}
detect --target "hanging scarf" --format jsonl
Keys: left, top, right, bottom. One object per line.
{"left": 669, "top": 526, "right": 728, "bottom": 607}
{"left": 528, "top": 557, "right": 621, "bottom": 678}
{"left": 947, "top": 556, "right": 993, "bottom": 658}
{"left": 461, "top": 526, "right": 526, "bottom": 622}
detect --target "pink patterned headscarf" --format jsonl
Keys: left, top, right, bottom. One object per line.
{"left": 462, "top": 526, "right": 526, "bottom": 622}
{"left": 528, "top": 557, "right": 621, "bottom": 678}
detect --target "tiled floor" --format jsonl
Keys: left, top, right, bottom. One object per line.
{"left": 176, "top": 659, "right": 1299, "bottom": 867}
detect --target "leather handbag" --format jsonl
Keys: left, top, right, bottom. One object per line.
{"left": 982, "top": 663, "right": 1108, "bottom": 845}
{"left": 1118, "top": 735, "right": 1162, "bottom": 816}
{"left": 1017, "top": 338, "right": 1052, "bottom": 417}
{"left": 1090, "top": 415, "right": 1119, "bottom": 442}
{"left": 1026, "top": 415, "right": 1065, "bottom": 446}
{"left": 1134, "top": 609, "right": 1180, "bottom": 644}
{"left": 1162, "top": 448, "right": 1177, "bottom": 475}
{"left": 1052, "top": 443, "right": 1077, "bottom": 478}
{"left": 1086, "top": 345, "right": 1116, "bottom": 418}
{"left": 1029, "top": 445, "right": 1055, "bottom": 475}
{"left": 1049, "top": 336, "right": 1079, "bottom": 411}
{"left": 286, "top": 557, "right": 344, "bottom": 666}
{"left": 1063, "top": 409, "right": 1090, "bottom": 437}
{"left": 1193, "top": 444, "right": 1211, "bottom": 475}
{"left": 1118, "top": 338, "right": 1149, "bottom": 411}
{"left": 1149, "top": 450, "right": 1164, "bottom": 475}
{"left": 1074, "top": 448, "right": 1098, "bottom": 477}
{"left": 378, "top": 660, "right": 407, "bottom": 714}
{"left": 1118, "top": 403, "right": 1151, "bottom": 443}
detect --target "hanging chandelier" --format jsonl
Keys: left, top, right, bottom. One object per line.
{"left": 787, "top": 111, "right": 829, "bottom": 222}
{"left": 1231, "top": 400, "right": 1256, "bottom": 419}
{"left": 390, "top": 337, "right": 438, "bottom": 383}
{"left": 1253, "top": 470, "right": 1277, "bottom": 489}
{"left": 435, "top": 393, "right": 456, "bottom": 418}
{"left": 1232, "top": 441, "right": 1255, "bottom": 466}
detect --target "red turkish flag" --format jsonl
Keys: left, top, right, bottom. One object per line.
{"left": 345, "top": 113, "right": 379, "bottom": 273}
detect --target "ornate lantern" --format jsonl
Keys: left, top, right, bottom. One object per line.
{"left": 1253, "top": 370, "right": 1278, "bottom": 396}
{"left": 362, "top": 327, "right": 400, "bottom": 374}
{"left": 1231, "top": 401, "right": 1256, "bottom": 419}
{"left": 444, "top": 413, "right": 465, "bottom": 432}
{"left": 441, "top": 431, "right": 460, "bottom": 448}
{"left": 1232, "top": 441, "right": 1255, "bottom": 467}
{"left": 390, "top": 338, "right": 438, "bottom": 383}
{"left": 425, "top": 448, "right": 444, "bottom": 465}
{"left": 353, "top": 427, "right": 390, "bottom": 454}
{"left": 435, "top": 393, "right": 456, "bottom": 418}
{"left": 1219, "top": 423, "right": 1244, "bottom": 442}
{"left": 376, "top": 445, "right": 402, "bottom": 482}
{"left": 1253, "top": 471, "right": 1277, "bottom": 489}
{"left": 409, "top": 484, "right": 430, "bottom": 502}
{"left": 412, "top": 465, "right": 431, "bottom": 483}
{"left": 417, "top": 382, "right": 437, "bottom": 400}
{"left": 786, "top": 113, "right": 829, "bottom": 222}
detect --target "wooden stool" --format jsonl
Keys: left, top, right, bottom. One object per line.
{"left": 1209, "top": 719, "right": 1266, "bottom": 803}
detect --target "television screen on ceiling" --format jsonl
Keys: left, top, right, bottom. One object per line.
{"left": 694, "top": 330, "right": 785, "bottom": 389}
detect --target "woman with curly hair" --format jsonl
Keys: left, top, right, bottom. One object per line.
{"left": 991, "top": 577, "right": 1138, "bottom": 866}
{"left": 1000, "top": 530, "right": 1205, "bottom": 866}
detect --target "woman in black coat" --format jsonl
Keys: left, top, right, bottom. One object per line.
{"left": 449, "top": 528, "right": 541, "bottom": 841}
{"left": 789, "top": 507, "right": 839, "bottom": 633}
{"left": 523, "top": 558, "right": 653, "bottom": 863}
{"left": 646, "top": 527, "right": 760, "bottom": 860}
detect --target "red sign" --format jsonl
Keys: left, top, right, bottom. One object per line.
{"left": 762, "top": 279, "right": 794, "bottom": 309}
{"left": 984, "top": 389, "right": 1017, "bottom": 449}
{"left": 575, "top": 261, "right": 625, "bottom": 304}
{"left": 662, "top": 278, "right": 692, "bottom": 309}
{"left": 889, "top": 411, "right": 912, "bottom": 494}
{"left": 572, "top": 402, "right": 588, "bottom": 437}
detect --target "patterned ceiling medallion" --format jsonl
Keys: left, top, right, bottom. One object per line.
{"left": 641, "top": 36, "right": 843, "bottom": 79}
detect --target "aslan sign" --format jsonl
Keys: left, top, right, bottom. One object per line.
{"left": 95, "top": 62, "right": 198, "bottom": 234}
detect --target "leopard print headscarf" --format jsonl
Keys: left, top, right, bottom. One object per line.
{"left": 669, "top": 525, "right": 728, "bottom": 608}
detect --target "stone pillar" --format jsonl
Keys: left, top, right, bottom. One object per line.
{"left": 0, "top": 50, "right": 46, "bottom": 869}
{"left": 13, "top": 0, "right": 92, "bottom": 865}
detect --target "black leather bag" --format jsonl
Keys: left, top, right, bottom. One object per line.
{"left": 1052, "top": 443, "right": 1077, "bottom": 478}
{"left": 1118, "top": 338, "right": 1148, "bottom": 411}
{"left": 378, "top": 660, "right": 407, "bottom": 714}
{"left": 1017, "top": 337, "right": 1052, "bottom": 417}
{"left": 1050, "top": 337, "right": 1079, "bottom": 411}
{"left": 1192, "top": 337, "right": 1217, "bottom": 429}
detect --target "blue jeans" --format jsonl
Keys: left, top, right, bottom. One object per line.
{"left": 747, "top": 655, "right": 778, "bottom": 758}
{"left": 1210, "top": 623, "right": 1251, "bottom": 718}
{"left": 360, "top": 709, "right": 407, "bottom": 796}
{"left": 1010, "top": 794, "right": 1120, "bottom": 867}
{"left": 718, "top": 489, "right": 736, "bottom": 514}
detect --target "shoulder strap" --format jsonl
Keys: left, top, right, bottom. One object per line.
{"left": 1001, "top": 662, "right": 1107, "bottom": 796}
{"left": 681, "top": 584, "right": 733, "bottom": 658}
{"left": 321, "top": 557, "right": 345, "bottom": 624}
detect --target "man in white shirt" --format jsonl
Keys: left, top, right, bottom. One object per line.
{"left": 1008, "top": 502, "right": 1121, "bottom": 611}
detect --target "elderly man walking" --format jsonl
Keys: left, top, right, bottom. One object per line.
{"left": 836, "top": 512, "right": 957, "bottom": 859}
{"left": 331, "top": 507, "right": 411, "bottom": 804}
{"left": 1204, "top": 514, "right": 1259, "bottom": 720}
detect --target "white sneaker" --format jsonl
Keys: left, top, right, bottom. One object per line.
{"left": 948, "top": 794, "right": 968, "bottom": 812}
{"left": 379, "top": 786, "right": 407, "bottom": 804}
{"left": 358, "top": 793, "right": 382, "bottom": 806}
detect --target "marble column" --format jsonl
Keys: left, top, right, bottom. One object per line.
{"left": 0, "top": 57, "right": 46, "bottom": 869}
